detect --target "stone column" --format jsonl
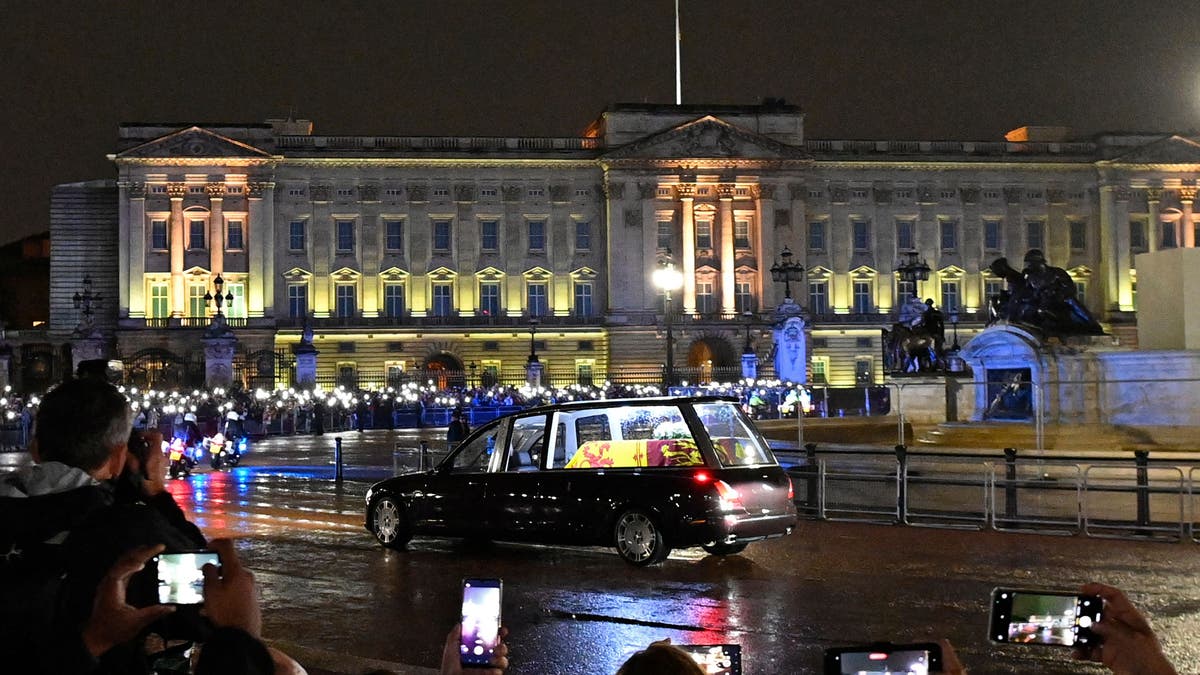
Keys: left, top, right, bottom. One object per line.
{"left": 127, "top": 182, "right": 147, "bottom": 318}
{"left": 1146, "top": 188, "right": 1162, "bottom": 253}
{"left": 0, "top": 351, "right": 10, "bottom": 392}
{"left": 169, "top": 183, "right": 186, "bottom": 317}
{"left": 755, "top": 183, "right": 776, "bottom": 313}
{"left": 311, "top": 184, "right": 332, "bottom": 317}
{"left": 294, "top": 347, "right": 318, "bottom": 387}
{"left": 741, "top": 351, "right": 758, "bottom": 381}
{"left": 261, "top": 182, "right": 276, "bottom": 316}
{"left": 679, "top": 185, "right": 697, "bottom": 314}
{"left": 247, "top": 182, "right": 266, "bottom": 317}
{"left": 1114, "top": 187, "right": 1133, "bottom": 310}
{"left": 718, "top": 184, "right": 736, "bottom": 314}
{"left": 208, "top": 183, "right": 225, "bottom": 277}
{"left": 1180, "top": 185, "right": 1196, "bottom": 248}
{"left": 526, "top": 360, "right": 544, "bottom": 388}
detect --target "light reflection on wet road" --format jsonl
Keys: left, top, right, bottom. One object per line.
{"left": 157, "top": 432, "right": 1200, "bottom": 675}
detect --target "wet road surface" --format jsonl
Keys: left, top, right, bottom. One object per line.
{"left": 14, "top": 429, "right": 1200, "bottom": 674}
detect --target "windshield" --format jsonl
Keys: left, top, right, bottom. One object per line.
{"left": 692, "top": 401, "right": 775, "bottom": 467}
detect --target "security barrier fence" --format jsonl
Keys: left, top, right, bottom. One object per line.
{"left": 786, "top": 444, "right": 1200, "bottom": 544}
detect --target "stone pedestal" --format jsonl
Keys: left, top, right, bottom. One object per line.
{"left": 741, "top": 352, "right": 758, "bottom": 381}
{"left": 526, "top": 361, "right": 544, "bottom": 388}
{"left": 70, "top": 336, "right": 107, "bottom": 377}
{"left": 1135, "top": 248, "right": 1200, "bottom": 349}
{"left": 203, "top": 336, "right": 237, "bottom": 388}
{"left": 773, "top": 313, "right": 808, "bottom": 384}
{"left": 294, "top": 348, "right": 318, "bottom": 387}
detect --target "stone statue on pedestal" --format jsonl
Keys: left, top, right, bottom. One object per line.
{"left": 988, "top": 249, "right": 1104, "bottom": 336}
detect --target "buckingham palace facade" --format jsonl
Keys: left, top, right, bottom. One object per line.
{"left": 43, "top": 102, "right": 1200, "bottom": 389}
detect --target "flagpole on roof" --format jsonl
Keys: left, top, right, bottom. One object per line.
{"left": 674, "top": 0, "right": 682, "bottom": 105}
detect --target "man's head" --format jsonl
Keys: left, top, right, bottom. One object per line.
{"left": 34, "top": 378, "right": 132, "bottom": 476}
{"left": 1024, "top": 248, "right": 1047, "bottom": 267}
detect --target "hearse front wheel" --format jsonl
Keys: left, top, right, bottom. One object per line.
{"left": 372, "top": 497, "right": 412, "bottom": 549}
{"left": 614, "top": 509, "right": 670, "bottom": 566}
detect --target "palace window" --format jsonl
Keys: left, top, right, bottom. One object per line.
{"left": 288, "top": 187, "right": 305, "bottom": 197}
{"left": 735, "top": 219, "right": 751, "bottom": 249}
{"left": 188, "top": 220, "right": 206, "bottom": 249}
{"left": 480, "top": 282, "right": 501, "bottom": 317}
{"left": 575, "top": 188, "right": 589, "bottom": 196}
{"left": 1026, "top": 221, "right": 1044, "bottom": 250}
{"left": 336, "top": 188, "right": 354, "bottom": 198}
{"left": 941, "top": 280, "right": 960, "bottom": 314}
{"left": 695, "top": 220, "right": 712, "bottom": 249}
{"left": 150, "top": 220, "right": 168, "bottom": 250}
{"left": 288, "top": 284, "right": 308, "bottom": 318}
{"left": 335, "top": 284, "right": 356, "bottom": 318}
{"left": 336, "top": 220, "right": 355, "bottom": 252}
{"left": 528, "top": 188, "right": 544, "bottom": 197}
{"left": 574, "top": 282, "right": 594, "bottom": 317}
{"left": 289, "top": 220, "right": 306, "bottom": 250}
{"left": 188, "top": 185, "right": 204, "bottom": 195}
{"left": 809, "top": 221, "right": 826, "bottom": 251}
{"left": 1161, "top": 221, "right": 1177, "bottom": 249}
{"left": 384, "top": 283, "right": 405, "bottom": 318}
{"left": 811, "top": 357, "right": 829, "bottom": 384}
{"left": 150, "top": 185, "right": 167, "bottom": 194}
{"left": 527, "top": 282, "right": 548, "bottom": 317}
{"left": 528, "top": 220, "right": 546, "bottom": 251}
{"left": 385, "top": 188, "right": 403, "bottom": 197}
{"left": 432, "top": 187, "right": 449, "bottom": 197}
{"left": 896, "top": 220, "right": 913, "bottom": 251}
{"left": 433, "top": 220, "right": 452, "bottom": 252}
{"left": 853, "top": 220, "right": 871, "bottom": 251}
{"left": 984, "top": 220, "right": 1002, "bottom": 250}
{"left": 149, "top": 283, "right": 168, "bottom": 318}
{"left": 575, "top": 221, "right": 591, "bottom": 251}
{"left": 735, "top": 282, "right": 755, "bottom": 313}
{"left": 985, "top": 279, "right": 1005, "bottom": 308}
{"left": 657, "top": 219, "right": 672, "bottom": 251}
{"left": 188, "top": 284, "right": 207, "bottom": 318}
{"left": 940, "top": 220, "right": 958, "bottom": 251}
{"left": 432, "top": 283, "right": 453, "bottom": 317}
{"left": 385, "top": 220, "right": 404, "bottom": 252}
{"left": 226, "top": 220, "right": 244, "bottom": 250}
{"left": 480, "top": 188, "right": 497, "bottom": 197}
{"left": 225, "top": 282, "right": 246, "bottom": 319}
{"left": 481, "top": 220, "right": 499, "bottom": 251}
{"left": 808, "top": 280, "right": 828, "bottom": 314}
{"left": 1069, "top": 220, "right": 1087, "bottom": 251}
{"left": 696, "top": 282, "right": 715, "bottom": 314}
{"left": 852, "top": 279, "right": 873, "bottom": 314}
{"left": 1128, "top": 219, "right": 1146, "bottom": 250}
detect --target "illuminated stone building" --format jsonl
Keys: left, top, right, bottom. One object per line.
{"left": 44, "top": 103, "right": 1200, "bottom": 389}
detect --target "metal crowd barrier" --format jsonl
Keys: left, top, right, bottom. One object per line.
{"left": 392, "top": 441, "right": 448, "bottom": 475}
{"left": 788, "top": 445, "right": 1200, "bottom": 544}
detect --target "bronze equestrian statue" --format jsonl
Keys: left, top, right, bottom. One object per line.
{"left": 988, "top": 249, "right": 1104, "bottom": 336}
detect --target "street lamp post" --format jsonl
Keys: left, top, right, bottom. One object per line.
{"left": 526, "top": 319, "right": 540, "bottom": 365}
{"left": 896, "top": 250, "right": 932, "bottom": 298}
{"left": 653, "top": 251, "right": 684, "bottom": 388}
{"left": 769, "top": 246, "right": 804, "bottom": 301}
{"left": 204, "top": 274, "right": 234, "bottom": 319}
{"left": 72, "top": 275, "right": 102, "bottom": 336}
{"left": 949, "top": 310, "right": 960, "bottom": 351}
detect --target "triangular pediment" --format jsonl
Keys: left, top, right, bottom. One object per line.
{"left": 1112, "top": 136, "right": 1200, "bottom": 165}
{"left": 429, "top": 267, "right": 457, "bottom": 281}
{"left": 117, "top": 126, "right": 274, "bottom": 159}
{"left": 475, "top": 266, "right": 506, "bottom": 279}
{"left": 602, "top": 116, "right": 805, "bottom": 161}
{"left": 281, "top": 267, "right": 312, "bottom": 281}
{"left": 379, "top": 266, "right": 410, "bottom": 281}
{"left": 522, "top": 266, "right": 552, "bottom": 280}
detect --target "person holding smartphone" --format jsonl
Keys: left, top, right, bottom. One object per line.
{"left": 1074, "top": 583, "right": 1178, "bottom": 675}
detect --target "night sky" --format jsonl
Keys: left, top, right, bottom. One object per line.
{"left": 3, "top": 0, "right": 1197, "bottom": 244}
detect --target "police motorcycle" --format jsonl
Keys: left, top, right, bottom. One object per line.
{"left": 165, "top": 437, "right": 199, "bottom": 479}
{"left": 205, "top": 432, "right": 245, "bottom": 470}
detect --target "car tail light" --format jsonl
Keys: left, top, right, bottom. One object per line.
{"left": 786, "top": 476, "right": 794, "bottom": 501}
{"left": 714, "top": 480, "right": 742, "bottom": 512}
{"left": 693, "top": 471, "right": 711, "bottom": 483}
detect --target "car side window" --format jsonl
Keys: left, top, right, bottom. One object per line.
{"left": 449, "top": 421, "right": 503, "bottom": 474}
{"left": 504, "top": 414, "right": 547, "bottom": 472}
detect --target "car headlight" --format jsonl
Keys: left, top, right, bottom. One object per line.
{"left": 365, "top": 487, "right": 374, "bottom": 504}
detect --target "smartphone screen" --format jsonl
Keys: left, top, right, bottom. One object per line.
{"left": 823, "top": 643, "right": 942, "bottom": 675}
{"left": 990, "top": 588, "right": 1102, "bottom": 647}
{"left": 154, "top": 551, "right": 219, "bottom": 605}
{"left": 676, "top": 644, "right": 742, "bottom": 675}
{"left": 460, "top": 578, "right": 503, "bottom": 668}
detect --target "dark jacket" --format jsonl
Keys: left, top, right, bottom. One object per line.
{"left": 0, "top": 461, "right": 210, "bottom": 674}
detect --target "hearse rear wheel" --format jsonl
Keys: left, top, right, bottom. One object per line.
{"left": 372, "top": 497, "right": 412, "bottom": 549}
{"left": 614, "top": 509, "right": 670, "bottom": 566}
{"left": 701, "top": 542, "right": 748, "bottom": 556}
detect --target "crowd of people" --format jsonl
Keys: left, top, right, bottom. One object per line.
{"left": 0, "top": 367, "right": 1184, "bottom": 674}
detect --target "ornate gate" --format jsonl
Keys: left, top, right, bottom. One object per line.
{"left": 122, "top": 348, "right": 205, "bottom": 390}
{"left": 233, "top": 349, "right": 293, "bottom": 390}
